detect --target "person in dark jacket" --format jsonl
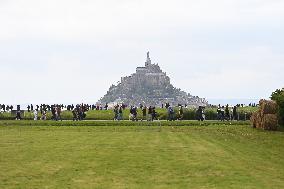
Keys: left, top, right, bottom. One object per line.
{"left": 196, "top": 106, "right": 204, "bottom": 121}
{"left": 178, "top": 106, "right": 184, "bottom": 120}
{"left": 167, "top": 106, "right": 174, "bottom": 121}
{"left": 142, "top": 106, "right": 147, "bottom": 121}
{"left": 148, "top": 106, "right": 153, "bottom": 121}
{"left": 152, "top": 106, "right": 158, "bottom": 120}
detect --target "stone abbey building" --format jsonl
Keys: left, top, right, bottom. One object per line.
{"left": 98, "top": 52, "right": 208, "bottom": 107}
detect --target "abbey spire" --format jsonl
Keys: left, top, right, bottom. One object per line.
{"left": 145, "top": 51, "right": 151, "bottom": 67}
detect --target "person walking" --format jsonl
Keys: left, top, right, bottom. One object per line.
{"left": 217, "top": 105, "right": 221, "bottom": 121}
{"left": 114, "top": 105, "right": 119, "bottom": 121}
{"left": 167, "top": 105, "right": 174, "bottom": 121}
{"left": 152, "top": 106, "right": 158, "bottom": 120}
{"left": 196, "top": 106, "right": 203, "bottom": 121}
{"left": 15, "top": 110, "right": 22, "bottom": 120}
{"left": 230, "top": 106, "right": 234, "bottom": 121}
{"left": 148, "top": 106, "right": 153, "bottom": 121}
{"left": 225, "top": 104, "right": 230, "bottom": 121}
{"left": 142, "top": 106, "right": 147, "bottom": 121}
{"left": 178, "top": 106, "right": 184, "bottom": 120}
{"left": 220, "top": 106, "right": 225, "bottom": 121}
{"left": 118, "top": 106, "right": 123, "bottom": 120}
{"left": 33, "top": 109, "right": 38, "bottom": 121}
{"left": 132, "top": 107, "right": 138, "bottom": 121}
{"left": 233, "top": 106, "right": 238, "bottom": 121}
{"left": 72, "top": 108, "right": 78, "bottom": 121}
{"left": 41, "top": 110, "right": 47, "bottom": 120}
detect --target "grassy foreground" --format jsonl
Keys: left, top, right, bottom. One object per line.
{"left": 0, "top": 125, "right": 284, "bottom": 189}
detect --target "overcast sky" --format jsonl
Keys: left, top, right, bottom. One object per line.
{"left": 0, "top": 0, "right": 283, "bottom": 104}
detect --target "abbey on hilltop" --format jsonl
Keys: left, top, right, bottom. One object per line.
{"left": 98, "top": 52, "right": 208, "bottom": 107}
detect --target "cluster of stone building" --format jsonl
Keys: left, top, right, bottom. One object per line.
{"left": 98, "top": 52, "right": 208, "bottom": 108}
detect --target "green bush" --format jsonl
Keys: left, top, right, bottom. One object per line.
{"left": 271, "top": 88, "right": 284, "bottom": 124}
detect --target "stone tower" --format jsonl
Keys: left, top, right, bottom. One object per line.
{"left": 145, "top": 51, "right": 151, "bottom": 67}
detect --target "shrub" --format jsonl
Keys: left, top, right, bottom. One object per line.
{"left": 271, "top": 88, "right": 284, "bottom": 124}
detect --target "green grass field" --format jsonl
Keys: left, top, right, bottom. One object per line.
{"left": 0, "top": 123, "right": 283, "bottom": 189}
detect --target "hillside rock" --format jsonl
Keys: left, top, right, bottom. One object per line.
{"left": 98, "top": 52, "right": 208, "bottom": 107}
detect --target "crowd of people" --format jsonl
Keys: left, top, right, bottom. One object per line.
{"left": 112, "top": 104, "right": 184, "bottom": 122}
{"left": 216, "top": 105, "right": 238, "bottom": 121}
{"left": 0, "top": 104, "right": 14, "bottom": 112}
{"left": 0, "top": 102, "right": 250, "bottom": 122}
{"left": 25, "top": 103, "right": 108, "bottom": 113}
{"left": 0, "top": 103, "right": 92, "bottom": 121}
{"left": 113, "top": 105, "right": 159, "bottom": 121}
{"left": 112, "top": 103, "right": 242, "bottom": 122}
{"left": 72, "top": 104, "right": 89, "bottom": 121}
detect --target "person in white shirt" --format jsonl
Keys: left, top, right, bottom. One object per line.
{"left": 33, "top": 110, "right": 38, "bottom": 121}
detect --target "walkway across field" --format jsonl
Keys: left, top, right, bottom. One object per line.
{"left": 0, "top": 120, "right": 251, "bottom": 127}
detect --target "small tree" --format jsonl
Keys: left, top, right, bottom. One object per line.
{"left": 271, "top": 88, "right": 284, "bottom": 124}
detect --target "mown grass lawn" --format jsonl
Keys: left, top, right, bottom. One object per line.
{"left": 0, "top": 125, "right": 283, "bottom": 189}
